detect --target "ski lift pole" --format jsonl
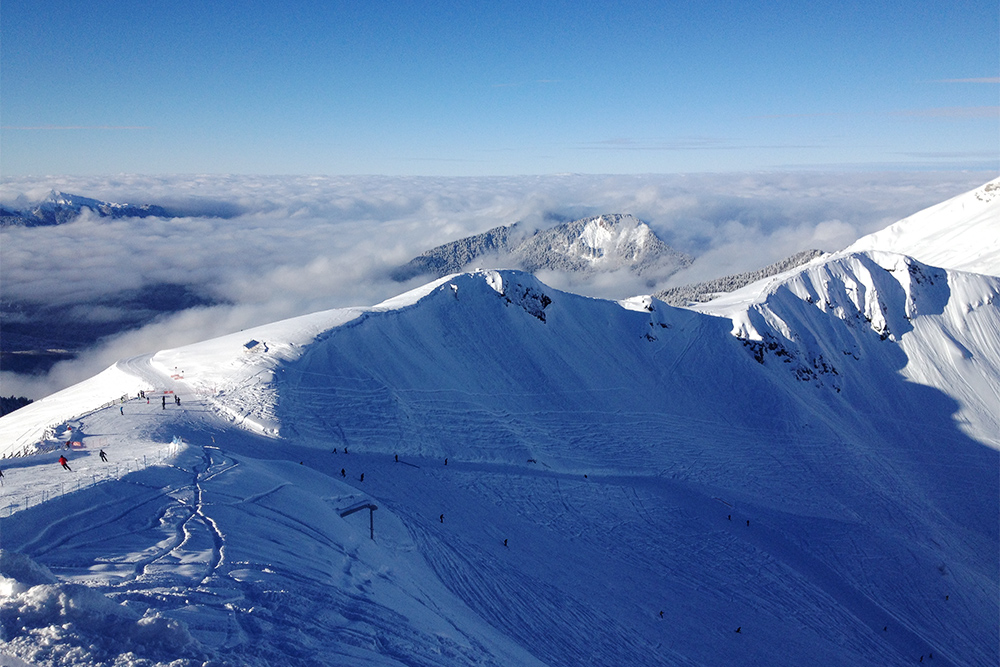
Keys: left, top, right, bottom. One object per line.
{"left": 339, "top": 503, "right": 379, "bottom": 540}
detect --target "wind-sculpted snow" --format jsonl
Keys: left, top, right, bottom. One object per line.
{"left": 699, "top": 250, "right": 1000, "bottom": 449}
{"left": 0, "top": 259, "right": 997, "bottom": 665}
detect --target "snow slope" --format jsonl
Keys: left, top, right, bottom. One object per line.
{"left": 846, "top": 177, "right": 1000, "bottom": 276}
{"left": 1, "top": 182, "right": 998, "bottom": 666}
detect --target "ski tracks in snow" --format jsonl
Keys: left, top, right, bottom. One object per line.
{"left": 404, "top": 507, "right": 696, "bottom": 667}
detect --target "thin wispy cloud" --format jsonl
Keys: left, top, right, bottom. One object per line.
{"left": 1, "top": 125, "right": 151, "bottom": 130}
{"left": 747, "top": 112, "right": 855, "bottom": 120}
{"left": 896, "top": 150, "right": 998, "bottom": 159}
{"left": 491, "top": 79, "right": 562, "bottom": 88}
{"left": 577, "top": 137, "right": 739, "bottom": 151}
{"left": 931, "top": 77, "right": 1000, "bottom": 83}
{"left": 892, "top": 106, "right": 1000, "bottom": 118}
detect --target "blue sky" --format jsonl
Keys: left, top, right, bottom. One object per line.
{"left": 1, "top": 0, "right": 997, "bottom": 176}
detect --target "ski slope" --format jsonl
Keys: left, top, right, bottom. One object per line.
{"left": 1, "top": 181, "right": 998, "bottom": 667}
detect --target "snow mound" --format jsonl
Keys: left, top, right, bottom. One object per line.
{"left": 1, "top": 551, "right": 204, "bottom": 666}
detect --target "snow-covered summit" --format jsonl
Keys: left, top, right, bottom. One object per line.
{"left": 690, "top": 178, "right": 1000, "bottom": 449}
{"left": 846, "top": 177, "right": 1000, "bottom": 276}
{"left": 392, "top": 213, "right": 691, "bottom": 283}
{"left": 513, "top": 213, "right": 691, "bottom": 276}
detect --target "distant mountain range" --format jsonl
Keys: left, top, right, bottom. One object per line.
{"left": 0, "top": 191, "right": 179, "bottom": 226}
{"left": 392, "top": 213, "right": 692, "bottom": 281}
{"left": 0, "top": 189, "right": 246, "bottom": 226}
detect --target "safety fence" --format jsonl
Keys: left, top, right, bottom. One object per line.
{"left": 1, "top": 438, "right": 183, "bottom": 517}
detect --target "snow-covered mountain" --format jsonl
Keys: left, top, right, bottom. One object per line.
{"left": 1, "top": 181, "right": 998, "bottom": 667}
{"left": 0, "top": 190, "right": 174, "bottom": 226}
{"left": 846, "top": 177, "right": 1000, "bottom": 276}
{"left": 392, "top": 213, "right": 692, "bottom": 282}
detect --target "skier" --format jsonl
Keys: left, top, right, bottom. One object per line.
{"left": 341, "top": 468, "right": 346, "bottom": 478}
{"left": 444, "top": 458, "right": 448, "bottom": 466}
{"left": 162, "top": 396, "right": 166, "bottom": 409}
{"left": 175, "top": 395, "right": 181, "bottom": 406}
{"left": 394, "top": 454, "right": 398, "bottom": 462}
{"left": 120, "top": 406, "right": 124, "bottom": 415}
{"left": 503, "top": 539, "right": 508, "bottom": 547}
{"left": 360, "top": 473, "right": 364, "bottom": 482}
{"left": 439, "top": 514, "right": 444, "bottom": 523}
{"left": 99, "top": 449, "right": 108, "bottom": 462}
{"left": 59, "top": 455, "right": 72, "bottom": 471}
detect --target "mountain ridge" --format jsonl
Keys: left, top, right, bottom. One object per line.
{"left": 0, "top": 180, "right": 997, "bottom": 667}
{"left": 0, "top": 190, "right": 175, "bottom": 226}
{"left": 392, "top": 213, "right": 692, "bottom": 283}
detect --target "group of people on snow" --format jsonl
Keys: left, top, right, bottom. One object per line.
{"left": 57, "top": 449, "right": 108, "bottom": 471}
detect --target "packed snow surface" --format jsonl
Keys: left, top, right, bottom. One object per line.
{"left": 1, "top": 181, "right": 998, "bottom": 666}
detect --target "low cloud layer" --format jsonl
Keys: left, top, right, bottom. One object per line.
{"left": 1, "top": 171, "right": 991, "bottom": 400}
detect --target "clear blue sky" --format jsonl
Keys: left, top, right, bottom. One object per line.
{"left": 1, "top": 0, "right": 997, "bottom": 176}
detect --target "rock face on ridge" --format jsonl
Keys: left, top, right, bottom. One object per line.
{"left": 392, "top": 213, "right": 692, "bottom": 282}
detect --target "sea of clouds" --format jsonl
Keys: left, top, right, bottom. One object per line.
{"left": 0, "top": 171, "right": 991, "bottom": 400}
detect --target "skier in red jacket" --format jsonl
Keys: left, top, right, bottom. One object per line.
{"left": 58, "top": 455, "right": 72, "bottom": 471}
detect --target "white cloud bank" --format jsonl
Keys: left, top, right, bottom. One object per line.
{"left": 0, "top": 171, "right": 992, "bottom": 399}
